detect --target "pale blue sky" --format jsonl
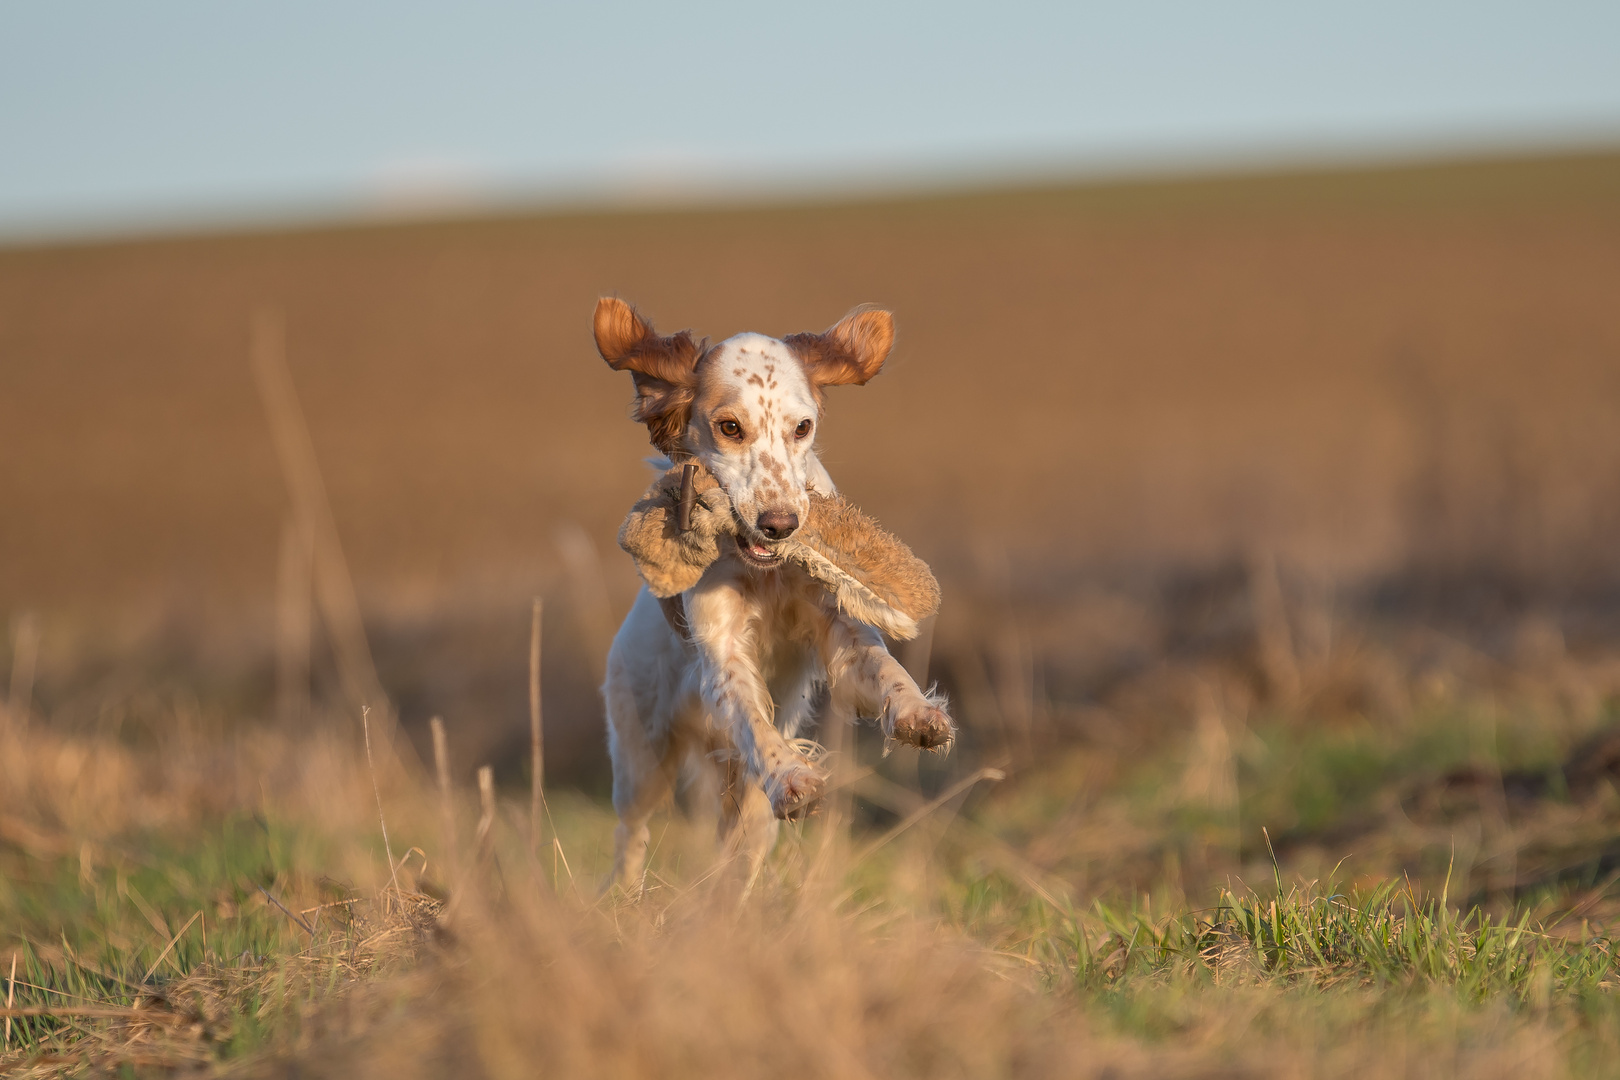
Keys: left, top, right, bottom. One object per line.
{"left": 3, "top": 1, "right": 1619, "bottom": 238}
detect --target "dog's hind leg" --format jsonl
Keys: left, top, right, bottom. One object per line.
{"left": 609, "top": 750, "right": 673, "bottom": 898}
{"left": 603, "top": 618, "right": 682, "bottom": 898}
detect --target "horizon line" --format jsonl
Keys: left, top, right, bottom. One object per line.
{"left": 5, "top": 127, "right": 1619, "bottom": 252}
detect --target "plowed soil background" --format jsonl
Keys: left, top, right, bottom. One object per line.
{"left": 4, "top": 150, "right": 1620, "bottom": 780}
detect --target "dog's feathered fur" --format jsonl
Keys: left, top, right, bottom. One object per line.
{"left": 595, "top": 298, "right": 954, "bottom": 895}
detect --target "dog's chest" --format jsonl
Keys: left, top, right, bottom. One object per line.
{"left": 738, "top": 565, "right": 827, "bottom": 680}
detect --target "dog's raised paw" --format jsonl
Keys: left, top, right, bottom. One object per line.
{"left": 766, "top": 761, "right": 826, "bottom": 820}
{"left": 888, "top": 703, "right": 955, "bottom": 751}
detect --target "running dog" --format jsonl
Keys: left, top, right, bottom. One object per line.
{"left": 594, "top": 297, "right": 953, "bottom": 894}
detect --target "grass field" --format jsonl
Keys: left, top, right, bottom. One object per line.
{"left": 3, "top": 694, "right": 1619, "bottom": 1077}
{"left": 4, "top": 149, "right": 1620, "bottom": 1075}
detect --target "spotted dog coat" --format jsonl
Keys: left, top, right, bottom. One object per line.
{"left": 594, "top": 298, "right": 954, "bottom": 895}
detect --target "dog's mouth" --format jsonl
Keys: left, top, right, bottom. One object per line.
{"left": 733, "top": 534, "right": 784, "bottom": 569}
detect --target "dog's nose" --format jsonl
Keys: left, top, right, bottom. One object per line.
{"left": 756, "top": 510, "right": 799, "bottom": 540}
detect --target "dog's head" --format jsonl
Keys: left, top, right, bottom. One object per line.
{"left": 595, "top": 297, "right": 893, "bottom": 561}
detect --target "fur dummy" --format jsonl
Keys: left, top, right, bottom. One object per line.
{"left": 618, "top": 462, "right": 940, "bottom": 640}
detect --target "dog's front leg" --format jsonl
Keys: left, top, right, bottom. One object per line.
{"left": 686, "top": 577, "right": 826, "bottom": 818}
{"left": 821, "top": 614, "right": 954, "bottom": 751}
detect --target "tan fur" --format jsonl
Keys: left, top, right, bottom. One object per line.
{"left": 616, "top": 466, "right": 729, "bottom": 598}
{"left": 619, "top": 463, "right": 940, "bottom": 639}
{"left": 784, "top": 306, "right": 895, "bottom": 398}
{"left": 593, "top": 297, "right": 705, "bottom": 456}
{"left": 795, "top": 492, "right": 941, "bottom": 638}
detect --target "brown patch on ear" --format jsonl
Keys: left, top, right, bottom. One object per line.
{"left": 593, "top": 297, "right": 704, "bottom": 454}
{"left": 784, "top": 305, "right": 895, "bottom": 391}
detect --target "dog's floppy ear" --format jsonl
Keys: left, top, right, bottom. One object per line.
{"left": 594, "top": 297, "right": 702, "bottom": 454}
{"left": 785, "top": 305, "right": 895, "bottom": 389}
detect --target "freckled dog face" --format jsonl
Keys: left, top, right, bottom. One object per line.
{"left": 594, "top": 297, "right": 896, "bottom": 553}
{"left": 689, "top": 334, "right": 821, "bottom": 541}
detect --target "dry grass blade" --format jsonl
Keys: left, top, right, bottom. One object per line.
{"left": 121, "top": 880, "right": 170, "bottom": 941}
{"left": 475, "top": 766, "right": 496, "bottom": 864}
{"left": 362, "top": 705, "right": 401, "bottom": 897}
{"left": 257, "top": 885, "right": 314, "bottom": 937}
{"left": 4, "top": 951, "right": 14, "bottom": 1051}
{"left": 6, "top": 612, "right": 37, "bottom": 722}
{"left": 853, "top": 769, "right": 1073, "bottom": 912}
{"left": 249, "top": 307, "right": 392, "bottom": 731}
{"left": 855, "top": 767, "right": 1006, "bottom": 863}
{"left": 0, "top": 1006, "right": 177, "bottom": 1021}
{"left": 551, "top": 835, "right": 574, "bottom": 886}
{"left": 430, "top": 717, "right": 457, "bottom": 878}
{"left": 141, "top": 910, "right": 202, "bottom": 983}
{"left": 530, "top": 596, "right": 545, "bottom": 850}
{"left": 276, "top": 515, "right": 314, "bottom": 725}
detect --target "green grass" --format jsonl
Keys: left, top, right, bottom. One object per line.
{"left": 1052, "top": 877, "right": 1617, "bottom": 1001}
{"left": 4, "top": 705, "right": 1620, "bottom": 1075}
{"left": 913, "top": 860, "right": 1620, "bottom": 1074}
{"left": 926, "top": 850, "right": 1619, "bottom": 1006}
{"left": 0, "top": 813, "right": 415, "bottom": 1067}
{"left": 1235, "top": 706, "right": 1573, "bottom": 839}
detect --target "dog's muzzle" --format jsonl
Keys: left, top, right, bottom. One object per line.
{"left": 733, "top": 533, "right": 784, "bottom": 568}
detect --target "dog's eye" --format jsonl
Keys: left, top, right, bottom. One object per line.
{"left": 718, "top": 419, "right": 742, "bottom": 439}
{"left": 794, "top": 419, "right": 813, "bottom": 439}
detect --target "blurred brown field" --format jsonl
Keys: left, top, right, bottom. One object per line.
{"left": 4, "top": 148, "right": 1620, "bottom": 784}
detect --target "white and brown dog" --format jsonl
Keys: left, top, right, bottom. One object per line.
{"left": 594, "top": 297, "right": 953, "bottom": 894}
